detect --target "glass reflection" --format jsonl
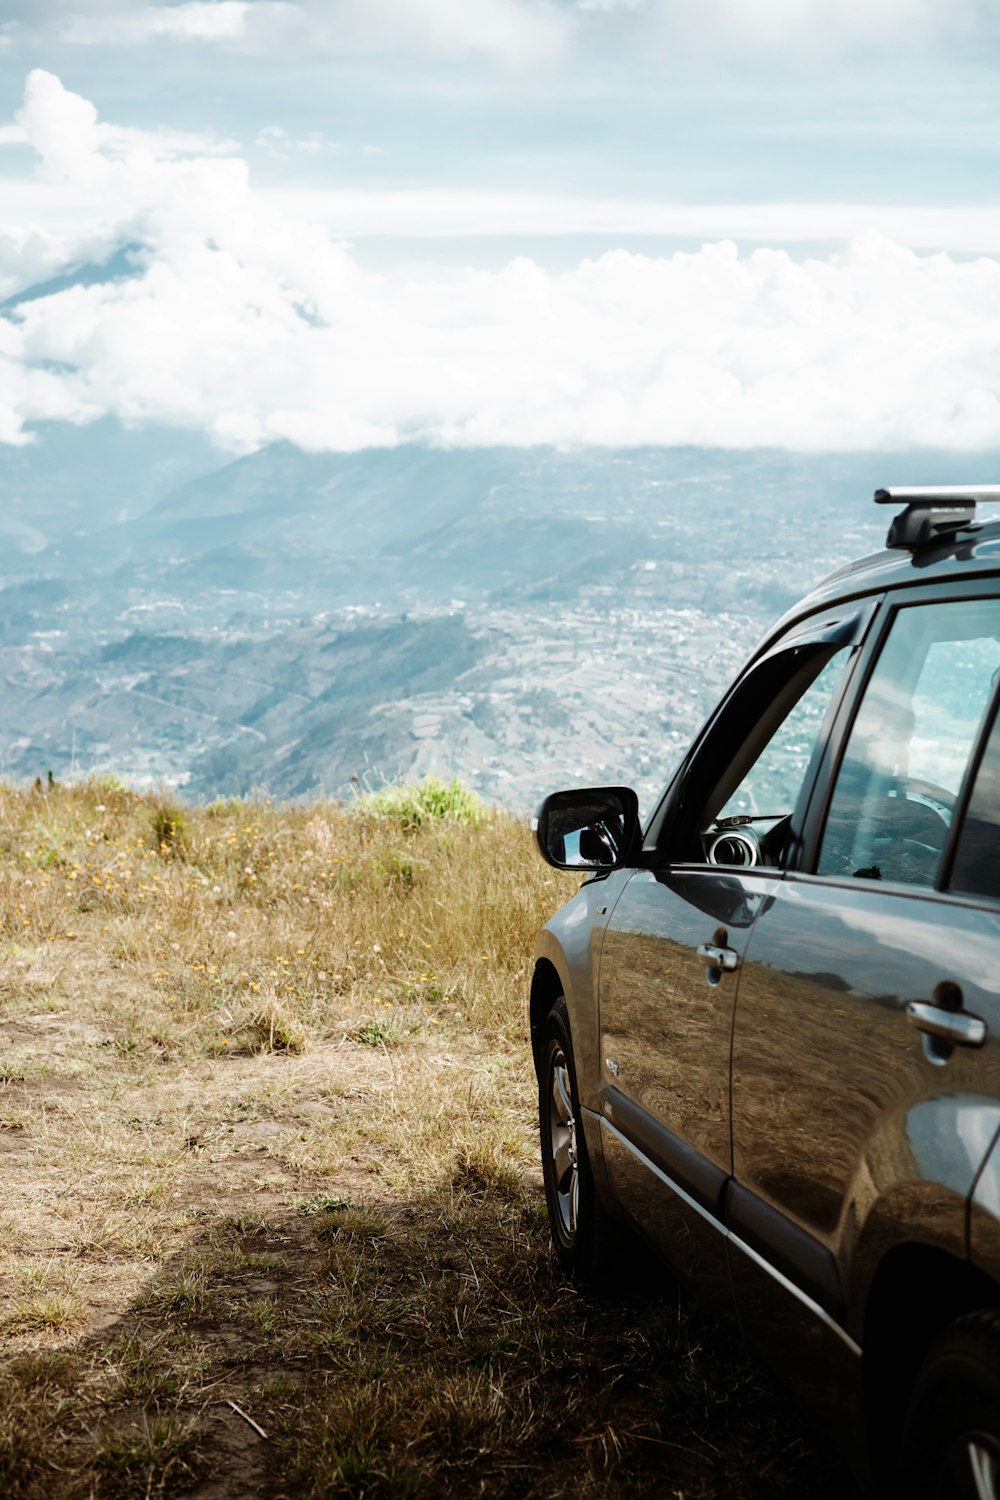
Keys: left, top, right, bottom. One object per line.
{"left": 543, "top": 791, "right": 626, "bottom": 869}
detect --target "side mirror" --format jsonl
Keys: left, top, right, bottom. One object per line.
{"left": 533, "top": 786, "right": 640, "bottom": 872}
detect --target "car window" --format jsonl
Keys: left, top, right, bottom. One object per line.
{"left": 691, "top": 641, "right": 855, "bottom": 869}
{"left": 718, "top": 652, "right": 849, "bottom": 822}
{"left": 817, "top": 597, "right": 1000, "bottom": 888}
{"left": 950, "top": 704, "right": 1000, "bottom": 901}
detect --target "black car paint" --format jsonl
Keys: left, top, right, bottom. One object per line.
{"left": 531, "top": 520, "right": 1000, "bottom": 1490}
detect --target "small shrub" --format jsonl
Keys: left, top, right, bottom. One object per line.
{"left": 297, "top": 1195, "right": 352, "bottom": 1217}
{"left": 357, "top": 778, "right": 485, "bottom": 832}
{"left": 150, "top": 802, "right": 188, "bottom": 859}
{"left": 4, "top": 1293, "right": 84, "bottom": 1333}
{"left": 245, "top": 1004, "right": 307, "bottom": 1055}
{"left": 298, "top": 1437, "right": 422, "bottom": 1499}
{"left": 145, "top": 1270, "right": 212, "bottom": 1314}
{"left": 452, "top": 1142, "right": 524, "bottom": 1201}
{"left": 246, "top": 1299, "right": 280, "bottom": 1333}
{"left": 94, "top": 1415, "right": 200, "bottom": 1498}
{"left": 314, "top": 1202, "right": 385, "bottom": 1239}
{"left": 97, "top": 1037, "right": 139, "bottom": 1055}
{"left": 355, "top": 1017, "right": 399, "bottom": 1048}
{"left": 372, "top": 850, "right": 418, "bottom": 888}
{"left": 3, "top": 1352, "right": 80, "bottom": 1392}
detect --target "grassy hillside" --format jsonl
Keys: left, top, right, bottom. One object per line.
{"left": 0, "top": 779, "right": 838, "bottom": 1498}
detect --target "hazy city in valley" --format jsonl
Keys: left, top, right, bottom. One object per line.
{"left": 3, "top": 427, "right": 917, "bottom": 811}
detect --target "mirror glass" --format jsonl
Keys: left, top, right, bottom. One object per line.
{"left": 541, "top": 790, "right": 628, "bottom": 868}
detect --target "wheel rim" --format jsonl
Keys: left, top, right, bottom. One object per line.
{"left": 937, "top": 1436, "right": 1000, "bottom": 1500}
{"left": 547, "top": 1046, "right": 578, "bottom": 1242}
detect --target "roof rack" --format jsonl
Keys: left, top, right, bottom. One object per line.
{"left": 874, "top": 485, "right": 1000, "bottom": 551}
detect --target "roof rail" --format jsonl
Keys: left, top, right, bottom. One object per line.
{"left": 874, "top": 485, "right": 1000, "bottom": 551}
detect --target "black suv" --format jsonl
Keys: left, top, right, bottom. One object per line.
{"left": 531, "top": 487, "right": 1000, "bottom": 1497}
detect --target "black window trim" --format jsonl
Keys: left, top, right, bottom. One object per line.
{"left": 939, "top": 673, "right": 1000, "bottom": 900}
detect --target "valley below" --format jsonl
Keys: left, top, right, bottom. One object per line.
{"left": 0, "top": 431, "right": 928, "bottom": 808}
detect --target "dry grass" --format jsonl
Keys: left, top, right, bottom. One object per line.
{"left": 0, "top": 778, "right": 840, "bottom": 1498}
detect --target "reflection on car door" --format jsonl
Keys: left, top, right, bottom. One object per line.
{"left": 599, "top": 865, "right": 776, "bottom": 1311}
{"left": 733, "top": 884, "right": 1000, "bottom": 1282}
{"left": 596, "top": 617, "right": 862, "bottom": 1311}
{"left": 729, "top": 595, "right": 1000, "bottom": 1398}
{"left": 729, "top": 878, "right": 1000, "bottom": 1445}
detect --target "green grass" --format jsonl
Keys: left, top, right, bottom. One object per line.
{"left": 356, "top": 776, "right": 486, "bottom": 831}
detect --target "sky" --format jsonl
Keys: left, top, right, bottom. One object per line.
{"left": 2, "top": 0, "right": 1000, "bottom": 456}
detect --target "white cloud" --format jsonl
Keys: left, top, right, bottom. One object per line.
{"left": 3, "top": 71, "right": 1000, "bottom": 456}
{"left": 1, "top": 110, "right": 236, "bottom": 162}
{"left": 58, "top": 0, "right": 568, "bottom": 64}
{"left": 15, "top": 0, "right": 1000, "bottom": 63}
{"left": 304, "top": 0, "right": 569, "bottom": 65}
{"left": 0, "top": 314, "right": 101, "bottom": 444}
{"left": 256, "top": 125, "right": 341, "bottom": 158}
{"left": 17, "top": 68, "right": 103, "bottom": 182}
{"left": 620, "top": 0, "right": 994, "bottom": 55}
{"left": 567, "top": 0, "right": 1000, "bottom": 63}
{"left": 259, "top": 188, "right": 1000, "bottom": 255}
{"left": 63, "top": 2, "right": 260, "bottom": 44}
{"left": 576, "top": 0, "right": 645, "bottom": 11}
{"left": 10, "top": 71, "right": 248, "bottom": 210}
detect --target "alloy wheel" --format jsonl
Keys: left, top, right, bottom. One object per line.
{"left": 548, "top": 1045, "right": 578, "bottom": 1243}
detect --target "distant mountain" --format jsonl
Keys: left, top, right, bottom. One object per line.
{"left": 0, "top": 417, "right": 221, "bottom": 559}
{"left": 90, "top": 441, "right": 899, "bottom": 610}
{"left": 0, "top": 244, "right": 144, "bottom": 314}
{"left": 1, "top": 431, "right": 994, "bottom": 806}
{"left": 148, "top": 442, "right": 520, "bottom": 529}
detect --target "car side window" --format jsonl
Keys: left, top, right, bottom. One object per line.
{"left": 949, "top": 705, "right": 1000, "bottom": 901}
{"left": 717, "top": 652, "right": 850, "bottom": 822}
{"left": 817, "top": 598, "right": 1000, "bottom": 888}
{"left": 684, "top": 637, "right": 856, "bottom": 869}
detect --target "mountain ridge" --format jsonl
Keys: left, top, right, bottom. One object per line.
{"left": 2, "top": 428, "right": 989, "bottom": 807}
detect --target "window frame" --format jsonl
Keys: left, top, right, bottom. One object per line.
{"left": 642, "top": 602, "right": 876, "bottom": 871}
{"left": 940, "top": 676, "right": 1000, "bottom": 901}
{"left": 796, "top": 577, "right": 1000, "bottom": 907}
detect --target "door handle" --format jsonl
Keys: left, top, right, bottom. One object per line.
{"left": 905, "top": 1000, "right": 987, "bottom": 1048}
{"left": 697, "top": 942, "right": 740, "bottom": 972}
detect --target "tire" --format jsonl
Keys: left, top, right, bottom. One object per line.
{"left": 898, "top": 1310, "right": 1000, "bottom": 1499}
{"left": 538, "top": 996, "right": 617, "bottom": 1284}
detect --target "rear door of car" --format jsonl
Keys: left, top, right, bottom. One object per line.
{"left": 729, "top": 580, "right": 1000, "bottom": 1394}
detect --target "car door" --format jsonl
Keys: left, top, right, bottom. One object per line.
{"left": 730, "top": 586, "right": 1000, "bottom": 1387}
{"left": 596, "top": 607, "right": 870, "bottom": 1309}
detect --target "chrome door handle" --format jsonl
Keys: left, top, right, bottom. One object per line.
{"left": 905, "top": 1000, "right": 987, "bottom": 1048}
{"left": 697, "top": 942, "right": 740, "bottom": 972}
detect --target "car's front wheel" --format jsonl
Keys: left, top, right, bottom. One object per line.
{"left": 538, "top": 997, "right": 617, "bottom": 1283}
{"left": 899, "top": 1310, "right": 1000, "bottom": 1498}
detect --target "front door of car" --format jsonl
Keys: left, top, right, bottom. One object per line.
{"left": 597, "top": 610, "right": 867, "bottom": 1310}
{"left": 598, "top": 865, "right": 774, "bottom": 1307}
{"left": 729, "top": 591, "right": 1000, "bottom": 1386}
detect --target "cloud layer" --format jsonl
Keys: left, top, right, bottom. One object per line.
{"left": 613, "top": 0, "right": 996, "bottom": 56}
{"left": 52, "top": 0, "right": 569, "bottom": 66}
{"left": 8, "top": 0, "right": 997, "bottom": 64}
{"left": 3, "top": 71, "right": 1000, "bottom": 455}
